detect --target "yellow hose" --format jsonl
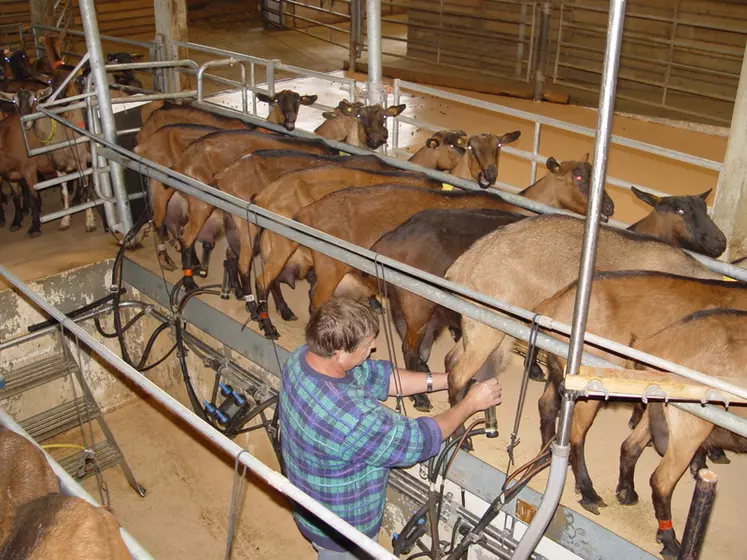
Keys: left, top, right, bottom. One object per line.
{"left": 40, "top": 443, "right": 88, "bottom": 451}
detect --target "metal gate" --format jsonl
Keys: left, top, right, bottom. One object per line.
{"left": 553, "top": 0, "right": 747, "bottom": 124}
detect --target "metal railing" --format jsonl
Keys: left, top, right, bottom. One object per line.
{"left": 35, "top": 103, "right": 747, "bottom": 442}
{"left": 0, "top": 262, "right": 397, "bottom": 560}
{"left": 391, "top": 78, "right": 722, "bottom": 222}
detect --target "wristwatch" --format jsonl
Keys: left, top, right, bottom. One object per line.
{"left": 425, "top": 372, "right": 433, "bottom": 393}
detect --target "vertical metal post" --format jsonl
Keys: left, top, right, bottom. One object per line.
{"left": 679, "top": 470, "right": 718, "bottom": 560}
{"left": 78, "top": 0, "right": 133, "bottom": 235}
{"left": 392, "top": 78, "right": 400, "bottom": 154}
{"left": 85, "top": 76, "right": 117, "bottom": 230}
{"left": 530, "top": 122, "right": 541, "bottom": 183}
{"left": 266, "top": 60, "right": 277, "bottom": 96}
{"left": 532, "top": 0, "right": 552, "bottom": 101}
{"left": 349, "top": 0, "right": 360, "bottom": 73}
{"left": 32, "top": 25, "right": 43, "bottom": 61}
{"left": 516, "top": 2, "right": 527, "bottom": 78}
{"left": 366, "top": 0, "right": 383, "bottom": 105}
{"left": 510, "top": 1, "right": 627, "bottom": 557}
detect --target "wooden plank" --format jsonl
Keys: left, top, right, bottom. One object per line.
{"left": 344, "top": 60, "right": 570, "bottom": 104}
{"left": 565, "top": 366, "right": 747, "bottom": 404}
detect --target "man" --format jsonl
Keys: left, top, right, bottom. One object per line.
{"left": 279, "top": 297, "right": 502, "bottom": 559}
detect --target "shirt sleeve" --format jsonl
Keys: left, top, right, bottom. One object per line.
{"left": 351, "top": 359, "right": 392, "bottom": 401}
{"left": 338, "top": 405, "right": 442, "bottom": 467}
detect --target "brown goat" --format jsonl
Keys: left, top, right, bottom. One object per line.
{"left": 132, "top": 123, "right": 220, "bottom": 268}
{"left": 158, "top": 130, "right": 337, "bottom": 291}
{"left": 0, "top": 494, "right": 130, "bottom": 559}
{"left": 0, "top": 428, "right": 59, "bottom": 548}
{"left": 252, "top": 185, "right": 519, "bottom": 337}
{"left": 615, "top": 309, "right": 747, "bottom": 559}
{"left": 533, "top": 271, "right": 747, "bottom": 514}
{"left": 406, "top": 130, "right": 468, "bottom": 171}
{"left": 449, "top": 132, "right": 521, "bottom": 189}
{"left": 216, "top": 150, "right": 393, "bottom": 308}
{"left": 256, "top": 89, "right": 317, "bottom": 131}
{"left": 443, "top": 214, "right": 720, "bottom": 409}
{"left": 135, "top": 101, "right": 252, "bottom": 145}
{"left": 241, "top": 169, "right": 441, "bottom": 334}
{"left": 314, "top": 99, "right": 406, "bottom": 150}
{"left": 628, "top": 186, "right": 725, "bottom": 258}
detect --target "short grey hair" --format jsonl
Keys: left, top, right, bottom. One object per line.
{"left": 305, "top": 297, "right": 379, "bottom": 358}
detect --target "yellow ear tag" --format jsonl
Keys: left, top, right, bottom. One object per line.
{"left": 722, "top": 275, "right": 738, "bottom": 282}
{"left": 338, "top": 151, "right": 349, "bottom": 156}
{"left": 441, "top": 183, "right": 455, "bottom": 191}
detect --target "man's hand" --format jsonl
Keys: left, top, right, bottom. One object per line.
{"left": 464, "top": 378, "right": 502, "bottom": 413}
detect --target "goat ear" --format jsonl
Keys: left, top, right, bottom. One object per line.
{"left": 698, "top": 188, "right": 713, "bottom": 201}
{"left": 321, "top": 111, "right": 338, "bottom": 120}
{"left": 631, "top": 186, "right": 660, "bottom": 207}
{"left": 425, "top": 137, "right": 439, "bottom": 149}
{"left": 546, "top": 157, "right": 561, "bottom": 174}
{"left": 300, "top": 94, "right": 317, "bottom": 105}
{"left": 256, "top": 92, "right": 273, "bottom": 104}
{"left": 384, "top": 103, "right": 406, "bottom": 117}
{"left": 582, "top": 152, "right": 589, "bottom": 163}
{"left": 498, "top": 130, "right": 521, "bottom": 146}
{"left": 0, "top": 91, "right": 15, "bottom": 102}
{"left": 37, "top": 86, "right": 53, "bottom": 101}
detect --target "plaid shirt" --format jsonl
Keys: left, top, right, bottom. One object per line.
{"left": 279, "top": 345, "right": 442, "bottom": 551}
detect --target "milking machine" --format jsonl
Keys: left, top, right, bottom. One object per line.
{"left": 71, "top": 211, "right": 284, "bottom": 455}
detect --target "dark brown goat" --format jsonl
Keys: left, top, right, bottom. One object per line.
{"left": 256, "top": 90, "right": 317, "bottom": 131}
{"left": 314, "top": 99, "right": 406, "bottom": 150}
{"left": 615, "top": 309, "right": 747, "bottom": 559}
{"left": 252, "top": 185, "right": 520, "bottom": 337}
{"left": 450, "top": 132, "right": 521, "bottom": 189}
{"left": 534, "top": 271, "right": 747, "bottom": 514}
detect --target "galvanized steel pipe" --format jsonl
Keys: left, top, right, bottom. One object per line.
{"left": 366, "top": 0, "right": 383, "bottom": 105}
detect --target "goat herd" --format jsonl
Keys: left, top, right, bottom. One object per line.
{"left": 0, "top": 38, "right": 743, "bottom": 559}
{"left": 132, "top": 87, "right": 742, "bottom": 558}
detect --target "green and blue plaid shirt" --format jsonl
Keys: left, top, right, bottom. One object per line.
{"left": 279, "top": 345, "right": 442, "bottom": 551}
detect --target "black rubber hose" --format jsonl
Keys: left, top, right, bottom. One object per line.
{"left": 135, "top": 321, "right": 171, "bottom": 370}
{"left": 139, "top": 343, "right": 177, "bottom": 372}
{"left": 174, "top": 317, "right": 209, "bottom": 422}
{"left": 230, "top": 395, "right": 279, "bottom": 435}
{"left": 94, "top": 309, "right": 146, "bottom": 338}
{"left": 394, "top": 502, "right": 430, "bottom": 557}
{"left": 27, "top": 288, "right": 126, "bottom": 333}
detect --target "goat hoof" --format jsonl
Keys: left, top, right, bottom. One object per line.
{"left": 59, "top": 223, "right": 70, "bottom": 231}
{"left": 86, "top": 224, "right": 97, "bottom": 233}
{"left": 615, "top": 487, "right": 638, "bottom": 506}
{"left": 528, "top": 362, "right": 547, "bottom": 382}
{"left": 280, "top": 307, "right": 298, "bottom": 322}
{"left": 261, "top": 323, "right": 280, "bottom": 340}
{"left": 656, "top": 529, "right": 680, "bottom": 559}
{"left": 159, "top": 255, "right": 177, "bottom": 272}
{"left": 579, "top": 494, "right": 607, "bottom": 515}
{"left": 197, "top": 268, "right": 209, "bottom": 279}
{"left": 410, "top": 394, "right": 432, "bottom": 413}
{"left": 233, "top": 287, "right": 244, "bottom": 300}
{"left": 26, "top": 228, "right": 41, "bottom": 238}
{"left": 10, "top": 224, "right": 20, "bottom": 232}
{"left": 707, "top": 448, "right": 730, "bottom": 464}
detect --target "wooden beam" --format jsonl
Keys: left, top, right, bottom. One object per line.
{"left": 29, "top": 0, "right": 54, "bottom": 26}
{"left": 712, "top": 43, "right": 747, "bottom": 262}
{"left": 154, "top": 0, "right": 189, "bottom": 92}
{"left": 564, "top": 366, "right": 747, "bottom": 404}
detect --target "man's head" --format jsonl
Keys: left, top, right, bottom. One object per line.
{"left": 305, "top": 297, "right": 379, "bottom": 369}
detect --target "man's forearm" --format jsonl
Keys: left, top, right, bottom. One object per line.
{"left": 432, "top": 398, "right": 477, "bottom": 440}
{"left": 388, "top": 369, "right": 448, "bottom": 397}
